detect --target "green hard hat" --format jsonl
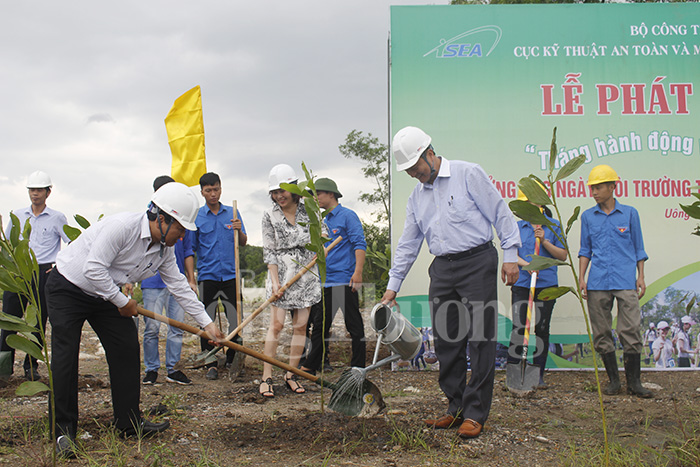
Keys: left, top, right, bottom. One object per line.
{"left": 315, "top": 177, "right": 342, "bottom": 198}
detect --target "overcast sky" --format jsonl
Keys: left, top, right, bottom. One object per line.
{"left": 0, "top": 1, "right": 438, "bottom": 245}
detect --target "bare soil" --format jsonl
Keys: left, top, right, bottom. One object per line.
{"left": 0, "top": 308, "right": 698, "bottom": 466}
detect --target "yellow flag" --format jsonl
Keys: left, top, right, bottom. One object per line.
{"left": 165, "top": 86, "right": 207, "bottom": 187}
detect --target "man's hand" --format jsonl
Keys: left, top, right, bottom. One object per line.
{"left": 229, "top": 219, "right": 243, "bottom": 231}
{"left": 203, "top": 323, "right": 225, "bottom": 344}
{"left": 579, "top": 277, "right": 588, "bottom": 300}
{"left": 637, "top": 277, "right": 646, "bottom": 299}
{"left": 122, "top": 283, "right": 134, "bottom": 297}
{"left": 189, "top": 279, "right": 198, "bottom": 295}
{"left": 118, "top": 299, "right": 138, "bottom": 318}
{"left": 381, "top": 289, "right": 397, "bottom": 306}
{"left": 501, "top": 262, "right": 519, "bottom": 286}
{"left": 349, "top": 271, "right": 362, "bottom": 293}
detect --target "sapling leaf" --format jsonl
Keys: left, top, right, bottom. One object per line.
{"left": 16, "top": 381, "right": 50, "bottom": 396}
{"left": 566, "top": 206, "right": 581, "bottom": 235}
{"left": 7, "top": 334, "right": 44, "bottom": 361}
{"left": 549, "top": 127, "right": 557, "bottom": 175}
{"left": 63, "top": 225, "right": 82, "bottom": 242}
{"left": 74, "top": 214, "right": 91, "bottom": 230}
{"left": 519, "top": 177, "right": 552, "bottom": 205}
{"left": 680, "top": 203, "right": 700, "bottom": 220}
{"left": 538, "top": 286, "right": 575, "bottom": 301}
{"left": 554, "top": 154, "right": 586, "bottom": 182}
{"left": 522, "top": 254, "right": 568, "bottom": 271}
{"left": 280, "top": 183, "right": 304, "bottom": 196}
{"left": 508, "top": 200, "right": 554, "bottom": 226}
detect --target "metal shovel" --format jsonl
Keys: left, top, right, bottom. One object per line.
{"left": 138, "top": 305, "right": 384, "bottom": 417}
{"left": 506, "top": 237, "right": 541, "bottom": 392}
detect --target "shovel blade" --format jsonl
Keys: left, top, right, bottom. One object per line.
{"left": 175, "top": 347, "right": 222, "bottom": 370}
{"left": 506, "top": 361, "right": 540, "bottom": 392}
{"left": 327, "top": 370, "right": 386, "bottom": 417}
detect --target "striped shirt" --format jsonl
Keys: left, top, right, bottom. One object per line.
{"left": 55, "top": 211, "right": 211, "bottom": 327}
{"left": 5, "top": 205, "right": 70, "bottom": 264}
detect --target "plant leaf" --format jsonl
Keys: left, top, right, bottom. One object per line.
{"left": 565, "top": 206, "right": 581, "bottom": 235}
{"left": 680, "top": 203, "right": 700, "bottom": 220}
{"left": 538, "top": 286, "right": 575, "bottom": 301}
{"left": 6, "top": 334, "right": 44, "bottom": 361}
{"left": 0, "top": 314, "right": 37, "bottom": 333}
{"left": 279, "top": 183, "right": 304, "bottom": 196}
{"left": 63, "top": 225, "right": 82, "bottom": 242}
{"left": 16, "top": 381, "right": 50, "bottom": 396}
{"left": 549, "top": 127, "right": 557, "bottom": 175}
{"left": 554, "top": 154, "right": 587, "bottom": 182}
{"left": 522, "top": 254, "right": 568, "bottom": 271}
{"left": 9, "top": 213, "right": 21, "bottom": 248}
{"left": 0, "top": 268, "right": 23, "bottom": 293}
{"left": 518, "top": 177, "right": 552, "bottom": 205}
{"left": 509, "top": 200, "right": 554, "bottom": 226}
{"left": 74, "top": 214, "right": 91, "bottom": 229}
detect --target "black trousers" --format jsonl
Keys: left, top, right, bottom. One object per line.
{"left": 507, "top": 285, "right": 555, "bottom": 376}
{"left": 305, "top": 285, "right": 366, "bottom": 371}
{"left": 198, "top": 279, "right": 239, "bottom": 365}
{"left": 1, "top": 263, "right": 53, "bottom": 372}
{"left": 46, "top": 270, "right": 141, "bottom": 439}
{"left": 428, "top": 245, "right": 498, "bottom": 426}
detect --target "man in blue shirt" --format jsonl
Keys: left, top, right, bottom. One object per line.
{"left": 300, "top": 178, "right": 367, "bottom": 374}
{"left": 141, "top": 176, "right": 196, "bottom": 386}
{"left": 194, "top": 172, "right": 247, "bottom": 380}
{"left": 579, "top": 164, "right": 652, "bottom": 398}
{"left": 1, "top": 171, "right": 70, "bottom": 382}
{"left": 381, "top": 127, "right": 521, "bottom": 439}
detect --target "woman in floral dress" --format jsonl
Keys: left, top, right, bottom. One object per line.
{"left": 259, "top": 164, "right": 321, "bottom": 397}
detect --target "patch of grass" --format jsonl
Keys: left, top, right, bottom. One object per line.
{"left": 388, "top": 418, "right": 430, "bottom": 452}
{"left": 382, "top": 390, "right": 409, "bottom": 398}
{"left": 560, "top": 439, "right": 668, "bottom": 467}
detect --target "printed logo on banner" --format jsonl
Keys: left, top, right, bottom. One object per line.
{"left": 423, "top": 25, "right": 502, "bottom": 59}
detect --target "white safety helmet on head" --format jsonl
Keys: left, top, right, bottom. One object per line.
{"left": 26, "top": 170, "right": 53, "bottom": 189}
{"left": 392, "top": 126, "right": 432, "bottom": 172}
{"left": 151, "top": 182, "right": 199, "bottom": 231}
{"left": 268, "top": 164, "right": 298, "bottom": 191}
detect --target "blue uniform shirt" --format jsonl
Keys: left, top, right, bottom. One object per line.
{"left": 579, "top": 200, "right": 647, "bottom": 291}
{"left": 323, "top": 204, "right": 367, "bottom": 286}
{"left": 193, "top": 203, "right": 246, "bottom": 282}
{"left": 514, "top": 215, "right": 564, "bottom": 289}
{"left": 141, "top": 230, "right": 193, "bottom": 289}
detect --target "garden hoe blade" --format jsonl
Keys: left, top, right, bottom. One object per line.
{"left": 327, "top": 370, "right": 386, "bottom": 417}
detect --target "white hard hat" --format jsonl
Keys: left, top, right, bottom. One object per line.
{"left": 657, "top": 321, "right": 670, "bottom": 330}
{"left": 268, "top": 164, "right": 298, "bottom": 191}
{"left": 392, "top": 126, "right": 432, "bottom": 172}
{"left": 151, "top": 182, "right": 199, "bottom": 231}
{"left": 681, "top": 315, "right": 695, "bottom": 325}
{"left": 26, "top": 170, "right": 53, "bottom": 189}
{"left": 649, "top": 322, "right": 655, "bottom": 328}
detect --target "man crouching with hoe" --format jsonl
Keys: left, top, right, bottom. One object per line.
{"left": 46, "top": 182, "right": 225, "bottom": 458}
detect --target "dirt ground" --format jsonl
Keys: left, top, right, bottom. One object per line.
{"left": 0, "top": 308, "right": 699, "bottom": 467}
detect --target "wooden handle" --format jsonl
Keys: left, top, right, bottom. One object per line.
{"left": 222, "top": 235, "right": 342, "bottom": 341}
{"left": 232, "top": 200, "right": 243, "bottom": 327}
{"left": 137, "top": 305, "right": 321, "bottom": 384}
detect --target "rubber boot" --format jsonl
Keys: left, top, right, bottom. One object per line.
{"left": 624, "top": 353, "right": 653, "bottom": 399}
{"left": 600, "top": 352, "right": 621, "bottom": 395}
{"left": 0, "top": 351, "right": 13, "bottom": 385}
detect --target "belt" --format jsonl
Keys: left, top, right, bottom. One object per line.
{"left": 437, "top": 242, "right": 493, "bottom": 261}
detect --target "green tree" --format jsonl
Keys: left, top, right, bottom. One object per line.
{"left": 338, "top": 130, "right": 389, "bottom": 224}
{"left": 239, "top": 244, "right": 266, "bottom": 288}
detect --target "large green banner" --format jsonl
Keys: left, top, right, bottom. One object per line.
{"left": 390, "top": 4, "right": 700, "bottom": 348}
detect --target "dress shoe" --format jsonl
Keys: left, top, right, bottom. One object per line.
{"left": 424, "top": 414, "right": 464, "bottom": 429}
{"left": 457, "top": 418, "right": 483, "bottom": 439}
{"left": 119, "top": 418, "right": 170, "bottom": 438}
{"left": 56, "top": 435, "right": 77, "bottom": 459}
